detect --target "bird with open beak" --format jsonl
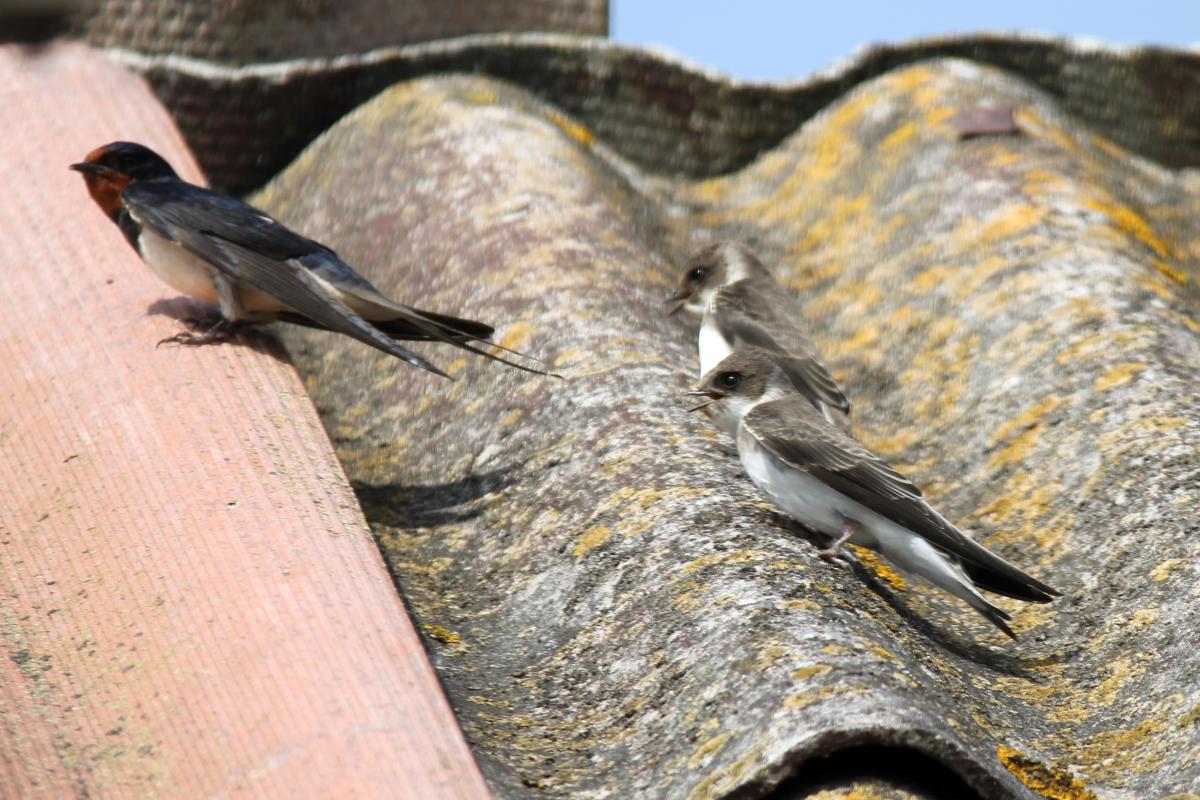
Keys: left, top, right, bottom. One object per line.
{"left": 666, "top": 241, "right": 849, "bottom": 427}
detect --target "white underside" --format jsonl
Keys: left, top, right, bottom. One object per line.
{"left": 736, "top": 428, "right": 989, "bottom": 610}
{"left": 137, "top": 228, "right": 310, "bottom": 317}
{"left": 138, "top": 228, "right": 222, "bottom": 305}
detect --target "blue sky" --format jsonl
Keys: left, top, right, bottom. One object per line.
{"left": 611, "top": 2, "right": 1199, "bottom": 81}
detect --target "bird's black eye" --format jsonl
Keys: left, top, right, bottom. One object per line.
{"left": 717, "top": 371, "right": 741, "bottom": 389}
{"left": 689, "top": 266, "right": 707, "bottom": 282}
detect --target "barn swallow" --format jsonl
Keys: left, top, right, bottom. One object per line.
{"left": 666, "top": 241, "right": 849, "bottom": 425}
{"left": 686, "top": 349, "right": 1059, "bottom": 639}
{"left": 71, "top": 141, "right": 551, "bottom": 378}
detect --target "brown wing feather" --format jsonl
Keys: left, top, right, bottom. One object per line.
{"left": 741, "top": 397, "right": 1059, "bottom": 601}
{"left": 712, "top": 282, "right": 850, "bottom": 414}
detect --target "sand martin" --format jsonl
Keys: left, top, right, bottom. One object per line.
{"left": 666, "top": 241, "right": 849, "bottom": 424}
{"left": 72, "top": 141, "right": 550, "bottom": 378}
{"left": 686, "top": 349, "right": 1059, "bottom": 639}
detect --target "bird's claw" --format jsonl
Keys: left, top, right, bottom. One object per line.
{"left": 156, "top": 320, "right": 234, "bottom": 348}
{"left": 817, "top": 548, "right": 852, "bottom": 570}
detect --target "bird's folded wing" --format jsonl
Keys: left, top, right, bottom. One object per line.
{"left": 742, "top": 398, "right": 1059, "bottom": 599}
{"left": 293, "top": 252, "right": 495, "bottom": 341}
{"left": 714, "top": 287, "right": 850, "bottom": 413}
{"left": 123, "top": 185, "right": 450, "bottom": 375}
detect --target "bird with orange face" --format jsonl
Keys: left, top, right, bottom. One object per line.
{"left": 71, "top": 141, "right": 550, "bottom": 378}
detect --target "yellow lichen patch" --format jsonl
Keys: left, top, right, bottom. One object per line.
{"left": 819, "top": 323, "right": 880, "bottom": 365}
{"left": 858, "top": 427, "right": 921, "bottom": 460}
{"left": 976, "top": 473, "right": 1067, "bottom": 548}
{"left": 573, "top": 526, "right": 612, "bottom": 559}
{"left": 785, "top": 258, "right": 844, "bottom": 292}
{"left": 847, "top": 545, "right": 906, "bottom": 590}
{"left": 912, "top": 262, "right": 956, "bottom": 293}
{"left": 462, "top": 88, "right": 498, "bottom": 105}
{"left": 467, "top": 694, "right": 514, "bottom": 710}
{"left": 1166, "top": 309, "right": 1200, "bottom": 335}
{"left": 1022, "top": 168, "right": 1068, "bottom": 198}
{"left": 998, "top": 746, "right": 1098, "bottom": 800}
{"left": 988, "top": 151, "right": 1024, "bottom": 169}
{"left": 392, "top": 557, "right": 455, "bottom": 577}
{"left": 680, "top": 550, "right": 774, "bottom": 575}
{"left": 865, "top": 643, "right": 900, "bottom": 664}
{"left": 444, "top": 356, "right": 470, "bottom": 377}
{"left": 499, "top": 322, "right": 536, "bottom": 351}
{"left": 925, "top": 104, "right": 957, "bottom": 129}
{"left": 553, "top": 347, "right": 588, "bottom": 368}
{"left": 1084, "top": 198, "right": 1172, "bottom": 259}
{"left": 687, "top": 731, "right": 733, "bottom": 769}
{"left": 1087, "top": 656, "right": 1145, "bottom": 708}
{"left": 881, "top": 121, "right": 918, "bottom": 152}
{"left": 542, "top": 109, "right": 595, "bottom": 148}
{"left": 1055, "top": 328, "right": 1150, "bottom": 365}
{"left": 1151, "top": 558, "right": 1184, "bottom": 582}
{"left": 991, "top": 395, "right": 1063, "bottom": 443}
{"left": 753, "top": 643, "right": 789, "bottom": 672}
{"left": 1046, "top": 703, "right": 1092, "bottom": 725}
{"left": 1089, "top": 133, "right": 1131, "bottom": 162}
{"left": 686, "top": 746, "right": 764, "bottom": 800}
{"left": 1017, "top": 108, "right": 1085, "bottom": 157}
{"left": 1152, "top": 259, "right": 1190, "bottom": 284}
{"left": 1075, "top": 718, "right": 1168, "bottom": 780}
{"left": 885, "top": 63, "right": 939, "bottom": 94}
{"left": 1093, "top": 362, "right": 1146, "bottom": 392}
{"left": 783, "top": 598, "right": 821, "bottom": 612}
{"left": 672, "top": 579, "right": 706, "bottom": 612}
{"left": 422, "top": 624, "right": 462, "bottom": 647}
{"left": 784, "top": 684, "right": 860, "bottom": 710}
{"left": 993, "top": 673, "right": 1065, "bottom": 704}
{"left": 822, "top": 644, "right": 847, "bottom": 657}
{"left": 805, "top": 138, "right": 848, "bottom": 183}
{"left": 1179, "top": 705, "right": 1200, "bottom": 729}
{"left": 988, "top": 395, "right": 1061, "bottom": 471}
{"left": 791, "top": 664, "right": 833, "bottom": 682}
{"left": 1123, "top": 606, "right": 1160, "bottom": 634}
{"left": 1009, "top": 600, "right": 1057, "bottom": 636}
{"left": 981, "top": 205, "right": 1049, "bottom": 243}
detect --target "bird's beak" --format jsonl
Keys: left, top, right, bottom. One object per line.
{"left": 69, "top": 162, "right": 106, "bottom": 175}
{"left": 664, "top": 292, "right": 687, "bottom": 317}
{"left": 684, "top": 388, "right": 722, "bottom": 413}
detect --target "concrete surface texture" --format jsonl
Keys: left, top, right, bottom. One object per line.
{"left": 254, "top": 45, "right": 1200, "bottom": 800}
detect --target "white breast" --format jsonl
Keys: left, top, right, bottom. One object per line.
{"left": 736, "top": 427, "right": 979, "bottom": 598}
{"left": 737, "top": 432, "right": 864, "bottom": 542}
{"left": 698, "top": 312, "right": 733, "bottom": 377}
{"left": 137, "top": 228, "right": 219, "bottom": 305}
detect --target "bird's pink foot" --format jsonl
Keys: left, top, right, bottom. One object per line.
{"left": 817, "top": 522, "right": 858, "bottom": 569}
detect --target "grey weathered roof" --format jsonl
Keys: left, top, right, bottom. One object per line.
{"left": 112, "top": 31, "right": 1200, "bottom": 197}
{"left": 240, "top": 37, "right": 1200, "bottom": 799}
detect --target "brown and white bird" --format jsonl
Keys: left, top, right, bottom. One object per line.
{"left": 686, "top": 348, "right": 1059, "bottom": 639}
{"left": 71, "top": 141, "right": 549, "bottom": 378}
{"left": 667, "top": 241, "right": 849, "bottom": 424}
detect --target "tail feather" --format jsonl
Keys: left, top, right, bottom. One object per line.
{"left": 277, "top": 309, "right": 492, "bottom": 342}
{"left": 275, "top": 310, "right": 560, "bottom": 377}
{"left": 885, "top": 537, "right": 1022, "bottom": 639}
{"left": 977, "top": 601, "right": 1017, "bottom": 640}
{"left": 372, "top": 311, "right": 494, "bottom": 341}
{"left": 962, "top": 562, "right": 1059, "bottom": 604}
